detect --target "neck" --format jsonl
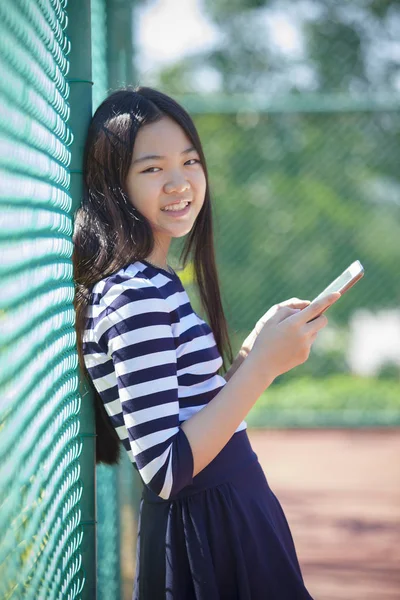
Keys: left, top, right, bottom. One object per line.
{"left": 146, "top": 249, "right": 169, "bottom": 271}
{"left": 147, "top": 237, "right": 171, "bottom": 270}
{"left": 146, "top": 257, "right": 169, "bottom": 270}
{"left": 144, "top": 256, "right": 174, "bottom": 274}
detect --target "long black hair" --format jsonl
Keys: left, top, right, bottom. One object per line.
{"left": 73, "top": 86, "right": 233, "bottom": 465}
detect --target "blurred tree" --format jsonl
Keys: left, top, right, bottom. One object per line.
{"left": 143, "top": 1, "right": 400, "bottom": 374}
{"left": 203, "top": 0, "right": 400, "bottom": 94}
{"left": 156, "top": 1, "right": 400, "bottom": 95}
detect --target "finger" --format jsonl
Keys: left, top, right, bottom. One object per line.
{"left": 304, "top": 313, "right": 328, "bottom": 335}
{"left": 259, "top": 299, "right": 310, "bottom": 327}
{"left": 294, "top": 292, "right": 341, "bottom": 324}
{"left": 279, "top": 298, "right": 311, "bottom": 309}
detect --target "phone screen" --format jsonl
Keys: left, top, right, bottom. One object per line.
{"left": 313, "top": 260, "right": 364, "bottom": 303}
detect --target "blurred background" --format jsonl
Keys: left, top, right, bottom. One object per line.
{"left": 135, "top": 0, "right": 400, "bottom": 422}
{"left": 0, "top": 0, "right": 399, "bottom": 599}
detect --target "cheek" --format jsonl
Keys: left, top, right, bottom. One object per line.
{"left": 127, "top": 177, "right": 158, "bottom": 210}
{"left": 194, "top": 171, "right": 207, "bottom": 199}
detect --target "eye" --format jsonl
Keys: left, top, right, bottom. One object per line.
{"left": 141, "top": 167, "right": 161, "bottom": 174}
{"left": 185, "top": 158, "right": 201, "bottom": 166}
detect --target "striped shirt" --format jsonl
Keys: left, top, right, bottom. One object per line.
{"left": 82, "top": 260, "right": 247, "bottom": 500}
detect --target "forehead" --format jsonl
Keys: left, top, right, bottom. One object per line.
{"left": 133, "top": 116, "right": 192, "bottom": 156}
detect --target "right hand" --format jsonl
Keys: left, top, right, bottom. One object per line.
{"left": 250, "top": 292, "right": 341, "bottom": 382}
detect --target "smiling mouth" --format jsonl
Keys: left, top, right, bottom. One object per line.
{"left": 161, "top": 201, "right": 191, "bottom": 212}
{"left": 160, "top": 202, "right": 191, "bottom": 218}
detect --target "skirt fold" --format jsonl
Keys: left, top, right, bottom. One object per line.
{"left": 133, "top": 430, "right": 314, "bottom": 600}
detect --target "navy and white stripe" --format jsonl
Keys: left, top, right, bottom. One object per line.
{"left": 83, "top": 261, "right": 247, "bottom": 499}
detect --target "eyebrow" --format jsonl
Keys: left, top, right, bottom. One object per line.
{"left": 132, "top": 146, "right": 197, "bottom": 166}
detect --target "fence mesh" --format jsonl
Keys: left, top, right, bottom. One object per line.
{"left": 90, "top": 2, "right": 122, "bottom": 599}
{"left": 2, "top": 0, "right": 399, "bottom": 597}
{"left": 91, "top": 2, "right": 139, "bottom": 598}
{"left": 140, "top": 1, "right": 400, "bottom": 419}
{"left": 143, "top": 1, "right": 400, "bottom": 425}
{"left": 179, "top": 104, "right": 399, "bottom": 331}
{"left": 0, "top": 0, "right": 85, "bottom": 598}
{"left": 169, "top": 98, "right": 400, "bottom": 426}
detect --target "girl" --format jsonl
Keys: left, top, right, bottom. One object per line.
{"left": 73, "top": 86, "right": 339, "bottom": 599}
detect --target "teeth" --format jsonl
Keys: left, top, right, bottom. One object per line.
{"left": 163, "top": 201, "right": 189, "bottom": 212}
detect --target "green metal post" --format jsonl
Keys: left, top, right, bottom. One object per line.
{"left": 66, "top": 2, "right": 97, "bottom": 599}
{"left": 106, "top": 0, "right": 136, "bottom": 89}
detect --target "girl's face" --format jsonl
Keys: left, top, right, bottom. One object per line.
{"left": 126, "top": 116, "right": 206, "bottom": 255}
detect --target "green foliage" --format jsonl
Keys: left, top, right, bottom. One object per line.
{"left": 156, "top": 1, "right": 400, "bottom": 97}
{"left": 189, "top": 110, "right": 400, "bottom": 338}
{"left": 160, "top": 0, "right": 400, "bottom": 388}
{"left": 204, "top": 0, "right": 266, "bottom": 21}
{"left": 245, "top": 374, "right": 400, "bottom": 427}
{"left": 253, "top": 374, "right": 400, "bottom": 411}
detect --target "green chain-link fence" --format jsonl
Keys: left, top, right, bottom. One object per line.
{"left": 146, "top": 1, "right": 400, "bottom": 430}
{"left": 155, "top": 0, "right": 400, "bottom": 429}
{"left": 90, "top": 2, "right": 142, "bottom": 599}
{"left": 0, "top": 0, "right": 86, "bottom": 597}
{"left": 2, "top": 1, "right": 400, "bottom": 598}
{"left": 0, "top": 0, "right": 140, "bottom": 598}
{"left": 90, "top": 3, "right": 121, "bottom": 599}
{"left": 171, "top": 96, "right": 400, "bottom": 428}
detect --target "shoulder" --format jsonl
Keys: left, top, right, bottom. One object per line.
{"left": 86, "top": 261, "right": 186, "bottom": 336}
{"left": 92, "top": 261, "right": 173, "bottom": 313}
{"left": 85, "top": 263, "right": 184, "bottom": 353}
{"left": 85, "top": 262, "right": 179, "bottom": 348}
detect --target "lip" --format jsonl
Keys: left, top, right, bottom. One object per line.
{"left": 161, "top": 202, "right": 191, "bottom": 217}
{"left": 162, "top": 199, "right": 192, "bottom": 209}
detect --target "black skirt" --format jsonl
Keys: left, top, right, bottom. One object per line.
{"left": 132, "top": 429, "right": 314, "bottom": 600}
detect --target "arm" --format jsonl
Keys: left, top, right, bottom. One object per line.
{"left": 96, "top": 279, "right": 193, "bottom": 500}
{"left": 182, "top": 350, "right": 274, "bottom": 477}
{"left": 181, "top": 295, "right": 338, "bottom": 479}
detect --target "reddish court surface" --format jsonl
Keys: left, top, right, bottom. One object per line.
{"left": 247, "top": 428, "right": 400, "bottom": 600}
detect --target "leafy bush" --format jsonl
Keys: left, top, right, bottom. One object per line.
{"left": 246, "top": 374, "right": 400, "bottom": 427}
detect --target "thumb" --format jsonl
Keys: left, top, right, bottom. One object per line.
{"left": 271, "top": 306, "right": 302, "bottom": 324}
{"left": 280, "top": 298, "right": 311, "bottom": 310}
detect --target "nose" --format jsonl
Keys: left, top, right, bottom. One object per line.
{"left": 164, "top": 172, "right": 190, "bottom": 194}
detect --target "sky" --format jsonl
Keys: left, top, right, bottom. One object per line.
{"left": 134, "top": 0, "right": 306, "bottom": 93}
{"left": 135, "top": 0, "right": 220, "bottom": 75}
{"left": 134, "top": 0, "right": 400, "bottom": 94}
{"left": 134, "top": 0, "right": 302, "bottom": 81}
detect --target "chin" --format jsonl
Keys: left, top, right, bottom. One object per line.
{"left": 171, "top": 226, "right": 194, "bottom": 239}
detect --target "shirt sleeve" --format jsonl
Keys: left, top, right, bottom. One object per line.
{"left": 95, "top": 277, "right": 194, "bottom": 500}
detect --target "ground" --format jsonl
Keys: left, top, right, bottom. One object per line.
{"left": 248, "top": 428, "right": 400, "bottom": 600}
{"left": 122, "top": 428, "right": 400, "bottom": 600}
